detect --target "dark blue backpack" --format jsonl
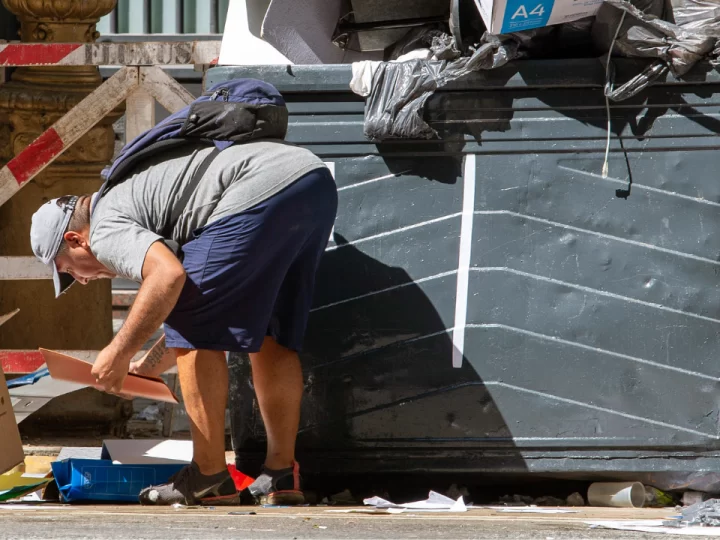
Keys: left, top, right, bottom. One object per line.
{"left": 97, "top": 78, "right": 288, "bottom": 199}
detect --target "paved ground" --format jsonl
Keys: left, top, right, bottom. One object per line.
{"left": 0, "top": 505, "right": 690, "bottom": 539}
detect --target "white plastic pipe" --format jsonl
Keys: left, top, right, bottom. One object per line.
{"left": 587, "top": 482, "right": 646, "bottom": 508}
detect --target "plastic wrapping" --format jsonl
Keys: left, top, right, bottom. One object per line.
{"left": 386, "top": 25, "right": 452, "bottom": 61}
{"left": 362, "top": 34, "right": 519, "bottom": 140}
{"left": 670, "top": 0, "right": 720, "bottom": 34}
{"left": 594, "top": 0, "right": 718, "bottom": 101}
{"left": 359, "top": 0, "right": 720, "bottom": 138}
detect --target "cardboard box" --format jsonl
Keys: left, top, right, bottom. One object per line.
{"left": 0, "top": 365, "right": 25, "bottom": 475}
{"left": 473, "top": 0, "right": 603, "bottom": 34}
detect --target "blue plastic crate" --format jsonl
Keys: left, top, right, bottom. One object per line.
{"left": 51, "top": 459, "right": 184, "bottom": 503}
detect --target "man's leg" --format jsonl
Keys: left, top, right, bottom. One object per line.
{"left": 139, "top": 347, "right": 238, "bottom": 505}
{"left": 249, "top": 336, "right": 303, "bottom": 470}
{"left": 175, "top": 348, "right": 229, "bottom": 475}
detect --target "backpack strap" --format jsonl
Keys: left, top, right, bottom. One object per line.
{"left": 160, "top": 146, "right": 221, "bottom": 240}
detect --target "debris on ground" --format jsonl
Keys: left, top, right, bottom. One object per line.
{"left": 445, "top": 484, "right": 470, "bottom": 502}
{"left": 644, "top": 486, "right": 678, "bottom": 508}
{"left": 329, "top": 489, "right": 357, "bottom": 505}
{"left": 683, "top": 491, "right": 708, "bottom": 506}
{"left": 533, "top": 496, "right": 566, "bottom": 507}
{"left": 497, "top": 494, "right": 535, "bottom": 506}
{"left": 136, "top": 405, "right": 162, "bottom": 423}
{"left": 663, "top": 499, "right": 720, "bottom": 528}
{"left": 497, "top": 493, "right": 577, "bottom": 507}
{"left": 587, "top": 481, "right": 646, "bottom": 508}
{"left": 496, "top": 507, "right": 579, "bottom": 514}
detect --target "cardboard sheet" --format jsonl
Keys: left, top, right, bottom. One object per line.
{"left": 100, "top": 439, "right": 192, "bottom": 465}
{"left": 10, "top": 373, "right": 86, "bottom": 423}
{"left": 0, "top": 365, "right": 25, "bottom": 475}
{"left": 0, "top": 480, "right": 51, "bottom": 503}
{"left": 41, "top": 349, "right": 178, "bottom": 404}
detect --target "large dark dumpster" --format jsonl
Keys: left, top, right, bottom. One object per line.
{"left": 209, "top": 60, "right": 720, "bottom": 478}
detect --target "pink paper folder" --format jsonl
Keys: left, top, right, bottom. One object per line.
{"left": 40, "top": 348, "right": 179, "bottom": 404}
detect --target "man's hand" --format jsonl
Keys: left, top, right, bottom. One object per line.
{"left": 91, "top": 346, "right": 132, "bottom": 395}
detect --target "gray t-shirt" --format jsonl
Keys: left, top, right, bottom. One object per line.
{"left": 90, "top": 140, "right": 326, "bottom": 282}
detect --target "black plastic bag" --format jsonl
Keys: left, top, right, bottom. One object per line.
{"left": 363, "top": 34, "right": 519, "bottom": 140}
{"left": 385, "top": 25, "right": 452, "bottom": 61}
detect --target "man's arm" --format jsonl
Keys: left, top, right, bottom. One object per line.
{"left": 130, "top": 334, "right": 178, "bottom": 377}
{"left": 91, "top": 242, "right": 185, "bottom": 392}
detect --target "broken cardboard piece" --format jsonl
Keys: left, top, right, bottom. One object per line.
{"left": 41, "top": 348, "right": 178, "bottom": 404}
{"left": 0, "top": 364, "right": 25, "bottom": 476}
{"left": 219, "top": 0, "right": 410, "bottom": 65}
{"left": 56, "top": 447, "right": 103, "bottom": 462}
{"left": 218, "top": 0, "right": 291, "bottom": 65}
{"left": 100, "top": 439, "right": 192, "bottom": 465}
{"left": 10, "top": 368, "right": 86, "bottom": 424}
{"left": 0, "top": 479, "right": 51, "bottom": 503}
{"left": 0, "top": 471, "right": 46, "bottom": 492}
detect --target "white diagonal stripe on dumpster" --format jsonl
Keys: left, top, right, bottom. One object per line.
{"left": 486, "top": 382, "right": 717, "bottom": 439}
{"left": 469, "top": 323, "right": 720, "bottom": 382}
{"left": 452, "top": 154, "right": 476, "bottom": 368}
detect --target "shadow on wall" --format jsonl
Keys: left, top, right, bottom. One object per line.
{"left": 230, "top": 231, "right": 527, "bottom": 476}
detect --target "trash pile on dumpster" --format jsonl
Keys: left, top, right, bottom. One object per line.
{"left": 339, "top": 0, "right": 720, "bottom": 139}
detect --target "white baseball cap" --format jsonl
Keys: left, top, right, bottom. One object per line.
{"left": 29, "top": 196, "right": 78, "bottom": 297}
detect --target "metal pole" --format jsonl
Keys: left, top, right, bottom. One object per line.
{"left": 175, "top": 0, "right": 184, "bottom": 33}
{"left": 143, "top": 0, "right": 152, "bottom": 33}
{"left": 210, "top": 0, "right": 219, "bottom": 33}
{"left": 109, "top": 6, "right": 118, "bottom": 33}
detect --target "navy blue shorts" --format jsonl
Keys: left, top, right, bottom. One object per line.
{"left": 164, "top": 167, "right": 338, "bottom": 353}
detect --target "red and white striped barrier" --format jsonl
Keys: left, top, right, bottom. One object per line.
{"left": 0, "top": 65, "right": 195, "bottom": 211}
{"left": 0, "top": 66, "right": 139, "bottom": 208}
{"left": 0, "top": 41, "right": 220, "bottom": 67}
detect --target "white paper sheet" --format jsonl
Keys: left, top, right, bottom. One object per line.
{"left": 363, "top": 491, "right": 467, "bottom": 513}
